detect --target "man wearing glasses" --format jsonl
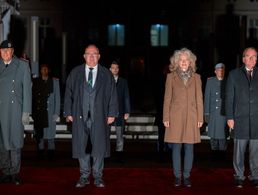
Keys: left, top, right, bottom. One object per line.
{"left": 64, "top": 44, "right": 118, "bottom": 188}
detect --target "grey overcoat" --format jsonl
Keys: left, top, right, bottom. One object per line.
{"left": 204, "top": 77, "right": 227, "bottom": 139}
{"left": 0, "top": 56, "right": 32, "bottom": 150}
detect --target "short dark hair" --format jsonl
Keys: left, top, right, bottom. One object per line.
{"left": 111, "top": 60, "right": 119, "bottom": 65}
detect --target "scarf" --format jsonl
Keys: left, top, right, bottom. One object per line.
{"left": 176, "top": 67, "right": 193, "bottom": 85}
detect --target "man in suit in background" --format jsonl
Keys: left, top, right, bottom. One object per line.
{"left": 110, "top": 61, "right": 130, "bottom": 162}
{"left": 64, "top": 44, "right": 118, "bottom": 188}
{"left": 0, "top": 40, "right": 31, "bottom": 185}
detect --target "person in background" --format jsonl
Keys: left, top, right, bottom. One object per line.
{"left": 110, "top": 61, "right": 130, "bottom": 163}
{"left": 0, "top": 40, "right": 31, "bottom": 185}
{"left": 64, "top": 44, "right": 118, "bottom": 188}
{"left": 155, "top": 64, "right": 170, "bottom": 162}
{"left": 32, "top": 63, "right": 60, "bottom": 160}
{"left": 163, "top": 48, "right": 203, "bottom": 188}
{"left": 204, "top": 63, "right": 228, "bottom": 160}
{"left": 226, "top": 47, "right": 258, "bottom": 188}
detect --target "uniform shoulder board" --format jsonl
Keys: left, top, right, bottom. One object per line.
{"left": 53, "top": 77, "right": 59, "bottom": 80}
{"left": 20, "top": 58, "right": 29, "bottom": 62}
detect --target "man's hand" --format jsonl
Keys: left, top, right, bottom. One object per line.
{"left": 107, "top": 117, "right": 115, "bottom": 125}
{"left": 227, "top": 119, "right": 234, "bottom": 129}
{"left": 22, "top": 112, "right": 30, "bottom": 125}
{"left": 53, "top": 114, "right": 59, "bottom": 122}
{"left": 66, "top": 116, "right": 73, "bottom": 122}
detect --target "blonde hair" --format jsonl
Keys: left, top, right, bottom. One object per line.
{"left": 169, "top": 48, "right": 197, "bottom": 72}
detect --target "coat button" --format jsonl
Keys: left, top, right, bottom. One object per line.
{"left": 11, "top": 100, "right": 14, "bottom": 103}
{"left": 216, "top": 106, "right": 218, "bottom": 109}
{"left": 79, "top": 116, "right": 82, "bottom": 119}
{"left": 12, "top": 90, "right": 14, "bottom": 93}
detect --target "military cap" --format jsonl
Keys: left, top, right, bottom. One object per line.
{"left": 214, "top": 63, "right": 225, "bottom": 69}
{"left": 0, "top": 40, "right": 14, "bottom": 49}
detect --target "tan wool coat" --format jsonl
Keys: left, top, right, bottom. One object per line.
{"left": 163, "top": 71, "right": 203, "bottom": 144}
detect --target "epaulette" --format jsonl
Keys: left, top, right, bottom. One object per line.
{"left": 53, "top": 77, "right": 59, "bottom": 80}
{"left": 20, "top": 58, "right": 29, "bottom": 62}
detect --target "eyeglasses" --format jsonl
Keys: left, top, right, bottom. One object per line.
{"left": 85, "top": 53, "right": 99, "bottom": 58}
{"left": 244, "top": 55, "right": 257, "bottom": 60}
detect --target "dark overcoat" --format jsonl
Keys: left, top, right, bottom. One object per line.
{"left": 113, "top": 77, "right": 130, "bottom": 126}
{"left": 0, "top": 57, "right": 32, "bottom": 150}
{"left": 64, "top": 64, "right": 118, "bottom": 158}
{"left": 32, "top": 77, "right": 60, "bottom": 139}
{"left": 226, "top": 66, "right": 258, "bottom": 139}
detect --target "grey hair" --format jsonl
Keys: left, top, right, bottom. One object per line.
{"left": 169, "top": 48, "right": 197, "bottom": 72}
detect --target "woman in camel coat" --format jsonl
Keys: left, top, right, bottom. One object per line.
{"left": 163, "top": 48, "right": 203, "bottom": 188}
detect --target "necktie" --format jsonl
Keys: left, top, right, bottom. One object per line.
{"left": 88, "top": 68, "right": 93, "bottom": 88}
{"left": 5, "top": 64, "right": 8, "bottom": 68}
{"left": 247, "top": 70, "right": 252, "bottom": 81}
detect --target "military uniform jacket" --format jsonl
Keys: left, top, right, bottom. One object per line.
{"left": 0, "top": 56, "right": 32, "bottom": 150}
{"left": 204, "top": 77, "right": 227, "bottom": 139}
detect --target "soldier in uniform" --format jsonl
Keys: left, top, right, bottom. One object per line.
{"left": 0, "top": 40, "right": 31, "bottom": 185}
{"left": 32, "top": 64, "right": 60, "bottom": 160}
{"left": 204, "top": 63, "right": 228, "bottom": 158}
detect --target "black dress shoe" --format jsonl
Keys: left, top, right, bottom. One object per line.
{"left": 0, "top": 175, "right": 11, "bottom": 183}
{"left": 94, "top": 179, "right": 105, "bottom": 188}
{"left": 252, "top": 179, "right": 258, "bottom": 187}
{"left": 235, "top": 179, "right": 243, "bottom": 188}
{"left": 11, "top": 174, "right": 21, "bottom": 185}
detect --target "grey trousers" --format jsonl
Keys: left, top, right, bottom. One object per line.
{"left": 38, "top": 138, "right": 55, "bottom": 150}
{"left": 233, "top": 139, "right": 258, "bottom": 180}
{"left": 78, "top": 118, "right": 104, "bottom": 181}
{"left": 115, "top": 126, "right": 124, "bottom": 151}
{"left": 79, "top": 154, "right": 104, "bottom": 181}
{"left": 0, "top": 148, "right": 21, "bottom": 175}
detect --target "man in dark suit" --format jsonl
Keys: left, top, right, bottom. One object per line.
{"left": 0, "top": 40, "right": 31, "bottom": 185}
{"left": 226, "top": 47, "right": 258, "bottom": 188}
{"left": 110, "top": 61, "right": 130, "bottom": 162}
{"left": 64, "top": 44, "right": 118, "bottom": 188}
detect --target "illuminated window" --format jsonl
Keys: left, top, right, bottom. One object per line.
{"left": 150, "top": 24, "right": 168, "bottom": 47}
{"left": 249, "top": 18, "right": 258, "bottom": 39}
{"left": 108, "top": 24, "right": 125, "bottom": 46}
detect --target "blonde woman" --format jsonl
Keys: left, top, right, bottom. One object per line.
{"left": 163, "top": 48, "right": 203, "bottom": 187}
